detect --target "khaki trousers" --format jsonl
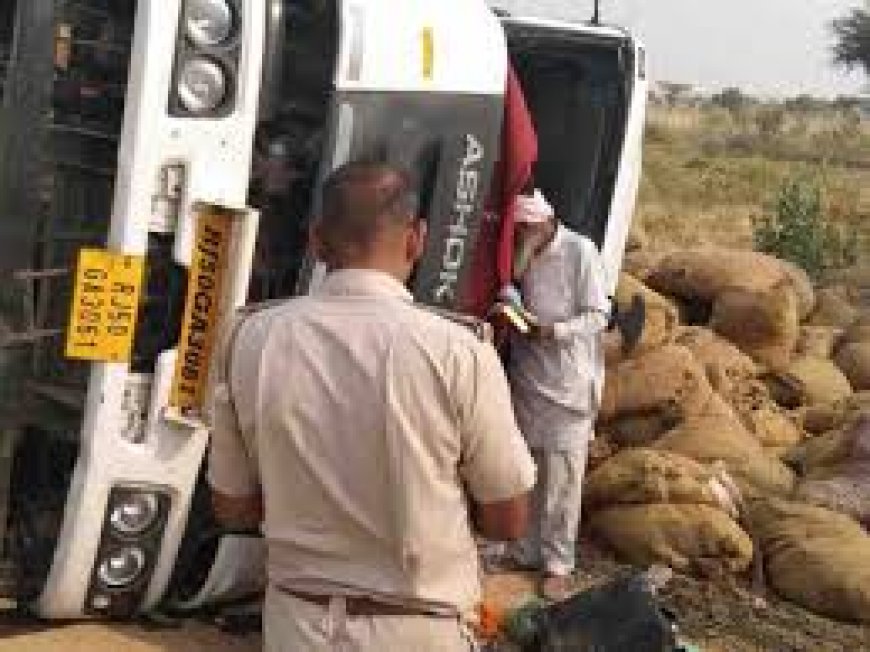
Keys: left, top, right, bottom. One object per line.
{"left": 263, "top": 586, "right": 477, "bottom": 652}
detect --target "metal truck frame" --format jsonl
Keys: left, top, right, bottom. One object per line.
{"left": 0, "top": 0, "right": 647, "bottom": 619}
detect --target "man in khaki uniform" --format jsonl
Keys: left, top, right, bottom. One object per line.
{"left": 207, "top": 162, "right": 537, "bottom": 651}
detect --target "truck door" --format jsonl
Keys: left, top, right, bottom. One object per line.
{"left": 503, "top": 19, "right": 648, "bottom": 295}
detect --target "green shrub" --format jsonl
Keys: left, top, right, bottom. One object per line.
{"left": 753, "top": 176, "right": 859, "bottom": 279}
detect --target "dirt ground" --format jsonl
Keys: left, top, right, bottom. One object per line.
{"left": 1, "top": 541, "right": 868, "bottom": 651}
{"left": 482, "top": 541, "right": 870, "bottom": 652}
{"left": 0, "top": 616, "right": 261, "bottom": 652}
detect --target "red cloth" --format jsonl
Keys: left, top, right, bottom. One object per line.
{"left": 462, "top": 65, "right": 538, "bottom": 317}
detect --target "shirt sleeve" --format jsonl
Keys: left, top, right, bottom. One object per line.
{"left": 552, "top": 239, "right": 611, "bottom": 342}
{"left": 458, "top": 340, "right": 537, "bottom": 504}
{"left": 206, "top": 315, "right": 261, "bottom": 497}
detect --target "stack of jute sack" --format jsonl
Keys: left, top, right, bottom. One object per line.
{"left": 589, "top": 246, "right": 870, "bottom": 623}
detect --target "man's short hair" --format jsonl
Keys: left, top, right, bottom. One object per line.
{"left": 318, "top": 162, "right": 420, "bottom": 259}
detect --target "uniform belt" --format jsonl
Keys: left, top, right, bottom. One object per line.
{"left": 282, "top": 588, "right": 454, "bottom": 619}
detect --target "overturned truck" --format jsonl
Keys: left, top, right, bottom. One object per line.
{"left": 0, "top": 0, "right": 646, "bottom": 619}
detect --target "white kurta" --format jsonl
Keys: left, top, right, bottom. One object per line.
{"left": 509, "top": 225, "right": 609, "bottom": 451}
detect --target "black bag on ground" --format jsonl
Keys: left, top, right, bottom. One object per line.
{"left": 525, "top": 574, "right": 678, "bottom": 652}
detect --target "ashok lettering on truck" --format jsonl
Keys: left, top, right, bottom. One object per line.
{"left": 170, "top": 207, "right": 233, "bottom": 412}
{"left": 434, "top": 133, "right": 484, "bottom": 305}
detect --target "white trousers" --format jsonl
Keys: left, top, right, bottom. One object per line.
{"left": 263, "top": 587, "right": 477, "bottom": 652}
{"left": 512, "top": 446, "right": 589, "bottom": 576}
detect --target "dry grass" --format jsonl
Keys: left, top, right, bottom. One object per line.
{"left": 637, "top": 105, "right": 870, "bottom": 261}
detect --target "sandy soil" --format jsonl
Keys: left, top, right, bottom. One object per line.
{"left": 483, "top": 541, "right": 870, "bottom": 652}
{"left": 2, "top": 540, "right": 869, "bottom": 651}
{"left": 0, "top": 616, "right": 260, "bottom": 652}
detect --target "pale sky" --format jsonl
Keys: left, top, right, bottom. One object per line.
{"left": 491, "top": 0, "right": 867, "bottom": 97}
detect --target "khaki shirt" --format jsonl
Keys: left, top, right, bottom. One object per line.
{"left": 208, "top": 269, "right": 536, "bottom": 613}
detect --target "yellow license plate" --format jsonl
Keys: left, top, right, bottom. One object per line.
{"left": 170, "top": 207, "right": 234, "bottom": 412}
{"left": 66, "top": 249, "right": 144, "bottom": 362}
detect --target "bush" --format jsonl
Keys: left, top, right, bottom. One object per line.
{"left": 753, "top": 177, "right": 859, "bottom": 279}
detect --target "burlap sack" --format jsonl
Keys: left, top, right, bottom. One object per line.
{"left": 590, "top": 503, "right": 753, "bottom": 576}
{"left": 710, "top": 284, "right": 799, "bottom": 371}
{"left": 776, "top": 259, "right": 816, "bottom": 320}
{"left": 653, "top": 396, "right": 796, "bottom": 496}
{"left": 784, "top": 428, "right": 856, "bottom": 476}
{"left": 626, "top": 221, "right": 649, "bottom": 252}
{"left": 835, "top": 342, "right": 870, "bottom": 391}
{"left": 797, "top": 463, "right": 870, "bottom": 523}
{"left": 794, "top": 418, "right": 870, "bottom": 522}
{"left": 841, "top": 314, "right": 870, "bottom": 347}
{"left": 740, "top": 403, "right": 803, "bottom": 456}
{"left": 744, "top": 498, "right": 870, "bottom": 623}
{"left": 584, "top": 448, "right": 722, "bottom": 511}
{"left": 797, "top": 390, "right": 870, "bottom": 435}
{"left": 647, "top": 249, "right": 788, "bottom": 303}
{"left": 603, "top": 331, "right": 622, "bottom": 368}
{"left": 676, "top": 326, "right": 758, "bottom": 394}
{"left": 608, "top": 409, "right": 682, "bottom": 447}
{"left": 600, "top": 345, "right": 714, "bottom": 423}
{"left": 795, "top": 326, "right": 842, "bottom": 360}
{"left": 622, "top": 250, "right": 666, "bottom": 283}
{"left": 805, "top": 287, "right": 859, "bottom": 329}
{"left": 614, "top": 273, "right": 680, "bottom": 357}
{"left": 768, "top": 357, "right": 853, "bottom": 408}
{"left": 719, "top": 379, "right": 803, "bottom": 454}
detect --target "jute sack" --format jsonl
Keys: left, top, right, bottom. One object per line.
{"left": 795, "top": 417, "right": 870, "bottom": 523}
{"left": 797, "top": 391, "right": 870, "bottom": 434}
{"left": 797, "top": 463, "right": 870, "bottom": 524}
{"left": 776, "top": 259, "right": 816, "bottom": 320}
{"left": 646, "top": 249, "right": 789, "bottom": 303}
{"left": 653, "top": 395, "right": 796, "bottom": 496}
{"left": 622, "top": 250, "right": 666, "bottom": 283}
{"left": 795, "top": 326, "right": 842, "bottom": 360}
{"left": 614, "top": 273, "right": 680, "bottom": 357}
{"left": 835, "top": 342, "right": 870, "bottom": 391}
{"left": 784, "top": 428, "right": 856, "bottom": 477}
{"left": 805, "top": 287, "right": 859, "bottom": 329}
{"left": 675, "top": 326, "right": 758, "bottom": 394}
{"left": 584, "top": 448, "right": 723, "bottom": 511}
{"left": 590, "top": 503, "right": 753, "bottom": 576}
{"left": 744, "top": 498, "right": 870, "bottom": 623}
{"left": 600, "top": 345, "right": 714, "bottom": 423}
{"left": 768, "top": 357, "right": 853, "bottom": 408}
{"left": 607, "top": 409, "right": 682, "bottom": 448}
{"left": 626, "top": 220, "right": 649, "bottom": 252}
{"left": 739, "top": 403, "right": 803, "bottom": 456}
{"left": 720, "top": 379, "right": 803, "bottom": 455}
{"left": 710, "top": 284, "right": 799, "bottom": 371}
{"left": 841, "top": 313, "right": 870, "bottom": 347}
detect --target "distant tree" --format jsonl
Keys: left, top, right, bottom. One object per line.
{"left": 832, "top": 1, "right": 870, "bottom": 78}
{"left": 658, "top": 82, "right": 694, "bottom": 107}
{"left": 784, "top": 94, "right": 825, "bottom": 113}
{"left": 832, "top": 95, "right": 862, "bottom": 110}
{"left": 711, "top": 87, "right": 750, "bottom": 114}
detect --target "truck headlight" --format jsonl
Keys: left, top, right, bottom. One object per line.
{"left": 177, "top": 57, "right": 227, "bottom": 113}
{"left": 97, "top": 546, "right": 147, "bottom": 588}
{"left": 109, "top": 491, "right": 159, "bottom": 537}
{"left": 185, "top": 0, "right": 234, "bottom": 48}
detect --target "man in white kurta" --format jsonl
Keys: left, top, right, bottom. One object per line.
{"left": 507, "top": 190, "right": 610, "bottom": 599}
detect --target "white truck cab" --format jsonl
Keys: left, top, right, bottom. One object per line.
{"left": 0, "top": 0, "right": 646, "bottom": 618}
